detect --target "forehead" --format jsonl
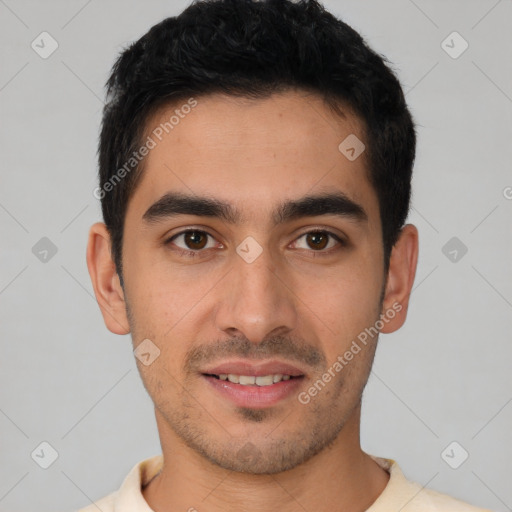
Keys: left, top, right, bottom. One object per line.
{"left": 129, "top": 90, "right": 379, "bottom": 226}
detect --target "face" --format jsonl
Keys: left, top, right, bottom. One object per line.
{"left": 114, "top": 90, "right": 389, "bottom": 474}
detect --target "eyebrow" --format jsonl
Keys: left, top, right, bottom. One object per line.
{"left": 142, "top": 190, "right": 368, "bottom": 226}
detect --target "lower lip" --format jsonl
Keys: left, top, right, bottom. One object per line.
{"left": 203, "top": 375, "right": 304, "bottom": 408}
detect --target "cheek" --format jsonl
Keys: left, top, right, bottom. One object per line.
{"left": 125, "top": 264, "right": 216, "bottom": 368}
{"left": 305, "top": 263, "right": 383, "bottom": 351}
{"left": 124, "top": 246, "right": 206, "bottom": 329}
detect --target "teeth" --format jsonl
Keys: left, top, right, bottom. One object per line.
{"left": 255, "top": 375, "right": 274, "bottom": 386}
{"left": 239, "top": 375, "right": 256, "bottom": 385}
{"left": 216, "top": 374, "right": 295, "bottom": 386}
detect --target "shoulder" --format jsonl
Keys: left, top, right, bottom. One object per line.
{"left": 73, "top": 454, "right": 163, "bottom": 512}
{"left": 414, "top": 486, "right": 494, "bottom": 512}
{"left": 368, "top": 455, "right": 493, "bottom": 512}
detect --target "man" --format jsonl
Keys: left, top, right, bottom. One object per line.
{"left": 84, "top": 0, "right": 492, "bottom": 510}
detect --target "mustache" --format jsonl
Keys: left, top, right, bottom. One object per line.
{"left": 184, "top": 335, "right": 326, "bottom": 374}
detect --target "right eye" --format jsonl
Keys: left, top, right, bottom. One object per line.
{"left": 165, "top": 229, "right": 222, "bottom": 257}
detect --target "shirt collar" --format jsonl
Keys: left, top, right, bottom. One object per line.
{"left": 113, "top": 453, "right": 408, "bottom": 511}
{"left": 114, "top": 454, "right": 164, "bottom": 511}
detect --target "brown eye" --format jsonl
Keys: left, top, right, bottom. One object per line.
{"left": 306, "top": 232, "right": 329, "bottom": 250}
{"left": 167, "top": 230, "right": 217, "bottom": 254}
{"left": 294, "top": 230, "right": 342, "bottom": 252}
{"left": 183, "top": 231, "right": 208, "bottom": 250}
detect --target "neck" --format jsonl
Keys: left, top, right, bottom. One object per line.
{"left": 142, "top": 403, "right": 390, "bottom": 512}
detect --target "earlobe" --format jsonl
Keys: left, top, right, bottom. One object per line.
{"left": 379, "top": 224, "right": 419, "bottom": 334}
{"left": 86, "top": 222, "right": 130, "bottom": 335}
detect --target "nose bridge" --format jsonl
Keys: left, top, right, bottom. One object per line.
{"left": 215, "top": 243, "right": 297, "bottom": 342}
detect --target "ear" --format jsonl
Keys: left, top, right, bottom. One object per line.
{"left": 86, "top": 222, "right": 130, "bottom": 335}
{"left": 379, "top": 224, "right": 419, "bottom": 334}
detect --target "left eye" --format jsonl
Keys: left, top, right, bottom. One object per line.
{"left": 292, "top": 231, "right": 342, "bottom": 251}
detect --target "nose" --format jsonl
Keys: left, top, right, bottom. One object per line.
{"left": 215, "top": 246, "right": 298, "bottom": 344}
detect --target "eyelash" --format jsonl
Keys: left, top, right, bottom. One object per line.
{"left": 165, "top": 228, "right": 345, "bottom": 259}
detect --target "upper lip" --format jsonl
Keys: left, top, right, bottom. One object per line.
{"left": 201, "top": 360, "right": 306, "bottom": 377}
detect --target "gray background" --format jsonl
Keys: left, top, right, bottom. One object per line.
{"left": 1, "top": 0, "right": 511, "bottom": 511}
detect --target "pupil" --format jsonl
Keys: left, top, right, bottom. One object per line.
{"left": 308, "top": 232, "right": 327, "bottom": 250}
{"left": 186, "top": 231, "right": 206, "bottom": 249}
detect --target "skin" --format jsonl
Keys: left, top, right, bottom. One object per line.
{"left": 87, "top": 89, "right": 418, "bottom": 512}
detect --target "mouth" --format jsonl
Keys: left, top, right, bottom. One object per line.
{"left": 203, "top": 373, "right": 302, "bottom": 386}
{"left": 200, "top": 360, "right": 306, "bottom": 408}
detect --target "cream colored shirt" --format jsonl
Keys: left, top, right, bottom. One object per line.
{"left": 77, "top": 454, "right": 493, "bottom": 511}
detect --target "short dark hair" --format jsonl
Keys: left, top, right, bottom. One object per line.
{"left": 98, "top": 0, "right": 416, "bottom": 285}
